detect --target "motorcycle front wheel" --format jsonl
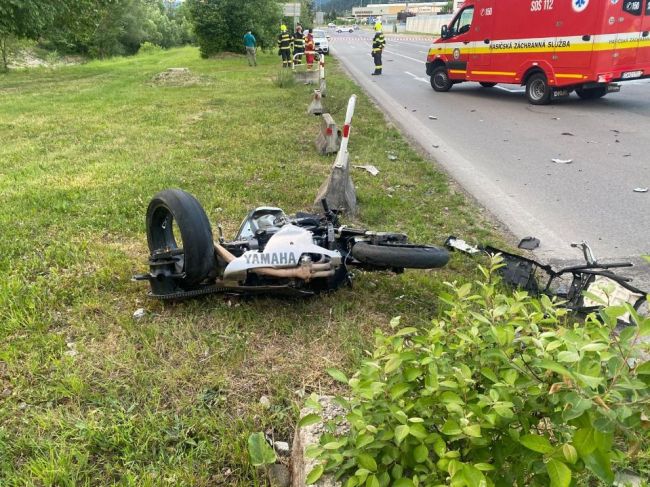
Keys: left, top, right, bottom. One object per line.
{"left": 351, "top": 242, "right": 449, "bottom": 269}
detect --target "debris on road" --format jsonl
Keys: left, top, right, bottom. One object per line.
{"left": 561, "top": 132, "right": 574, "bottom": 136}
{"left": 428, "top": 115, "right": 437, "bottom": 120}
{"left": 353, "top": 165, "right": 379, "bottom": 176}
{"left": 518, "top": 236, "right": 540, "bottom": 250}
{"left": 551, "top": 158, "right": 573, "bottom": 164}
{"left": 633, "top": 187, "right": 648, "bottom": 193}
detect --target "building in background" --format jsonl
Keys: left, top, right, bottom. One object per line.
{"left": 351, "top": 2, "right": 448, "bottom": 24}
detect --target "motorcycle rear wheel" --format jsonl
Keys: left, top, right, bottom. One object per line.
{"left": 146, "top": 189, "right": 216, "bottom": 289}
{"left": 351, "top": 242, "right": 449, "bottom": 269}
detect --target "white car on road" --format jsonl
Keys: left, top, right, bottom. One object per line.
{"left": 312, "top": 29, "right": 330, "bottom": 54}
{"left": 336, "top": 26, "right": 354, "bottom": 33}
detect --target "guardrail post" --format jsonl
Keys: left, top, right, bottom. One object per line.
{"left": 314, "top": 95, "right": 357, "bottom": 214}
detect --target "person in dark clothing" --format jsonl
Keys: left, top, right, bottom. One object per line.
{"left": 371, "top": 23, "right": 386, "bottom": 75}
{"left": 293, "top": 25, "right": 305, "bottom": 65}
{"left": 278, "top": 25, "right": 293, "bottom": 68}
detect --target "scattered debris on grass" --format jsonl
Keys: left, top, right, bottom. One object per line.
{"left": 353, "top": 164, "right": 379, "bottom": 176}
{"left": 133, "top": 308, "right": 146, "bottom": 320}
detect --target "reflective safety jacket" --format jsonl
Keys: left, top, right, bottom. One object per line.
{"left": 293, "top": 31, "right": 305, "bottom": 51}
{"left": 278, "top": 32, "right": 293, "bottom": 50}
{"left": 305, "top": 35, "right": 315, "bottom": 52}
{"left": 372, "top": 32, "right": 385, "bottom": 53}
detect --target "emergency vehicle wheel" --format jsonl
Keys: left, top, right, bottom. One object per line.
{"left": 431, "top": 66, "right": 453, "bottom": 92}
{"left": 575, "top": 86, "right": 607, "bottom": 100}
{"left": 479, "top": 82, "right": 497, "bottom": 88}
{"left": 525, "top": 73, "right": 551, "bottom": 105}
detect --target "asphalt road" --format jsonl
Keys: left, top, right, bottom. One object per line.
{"left": 329, "top": 29, "right": 650, "bottom": 287}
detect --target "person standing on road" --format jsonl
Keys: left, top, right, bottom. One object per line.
{"left": 305, "top": 30, "right": 315, "bottom": 70}
{"left": 243, "top": 30, "right": 257, "bottom": 67}
{"left": 278, "top": 24, "right": 293, "bottom": 68}
{"left": 371, "top": 22, "right": 386, "bottom": 76}
{"left": 293, "top": 25, "right": 305, "bottom": 66}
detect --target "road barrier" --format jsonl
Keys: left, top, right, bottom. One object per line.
{"left": 292, "top": 51, "right": 321, "bottom": 85}
{"left": 307, "top": 89, "right": 324, "bottom": 115}
{"left": 319, "top": 55, "right": 327, "bottom": 97}
{"left": 315, "top": 113, "right": 341, "bottom": 155}
{"left": 314, "top": 95, "right": 357, "bottom": 214}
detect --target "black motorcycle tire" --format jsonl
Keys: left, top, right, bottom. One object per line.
{"left": 146, "top": 189, "right": 216, "bottom": 289}
{"left": 351, "top": 242, "right": 449, "bottom": 269}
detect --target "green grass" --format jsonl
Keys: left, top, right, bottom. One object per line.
{"left": 0, "top": 46, "right": 504, "bottom": 485}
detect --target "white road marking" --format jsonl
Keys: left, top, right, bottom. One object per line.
{"left": 383, "top": 49, "right": 426, "bottom": 64}
{"left": 405, "top": 71, "right": 429, "bottom": 83}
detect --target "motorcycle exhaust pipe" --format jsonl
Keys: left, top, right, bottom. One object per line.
{"left": 214, "top": 242, "right": 334, "bottom": 281}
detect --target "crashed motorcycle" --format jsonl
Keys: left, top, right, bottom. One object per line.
{"left": 134, "top": 189, "right": 449, "bottom": 300}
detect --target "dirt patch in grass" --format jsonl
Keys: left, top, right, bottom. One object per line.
{"left": 150, "top": 67, "right": 207, "bottom": 86}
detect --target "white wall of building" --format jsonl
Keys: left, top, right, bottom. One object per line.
{"left": 405, "top": 14, "right": 453, "bottom": 35}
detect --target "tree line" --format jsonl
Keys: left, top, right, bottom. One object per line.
{"left": 0, "top": 0, "right": 194, "bottom": 69}
{"left": 1, "top": 0, "right": 317, "bottom": 70}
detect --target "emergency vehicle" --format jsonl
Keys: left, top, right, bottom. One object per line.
{"left": 425, "top": 0, "right": 650, "bottom": 104}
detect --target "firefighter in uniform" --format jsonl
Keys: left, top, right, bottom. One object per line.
{"left": 305, "top": 30, "right": 315, "bottom": 70}
{"left": 293, "top": 25, "right": 305, "bottom": 65}
{"left": 371, "top": 22, "right": 386, "bottom": 75}
{"left": 278, "top": 25, "right": 293, "bottom": 68}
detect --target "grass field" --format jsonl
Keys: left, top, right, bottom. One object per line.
{"left": 0, "top": 46, "right": 504, "bottom": 485}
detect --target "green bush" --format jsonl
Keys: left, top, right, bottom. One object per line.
{"left": 138, "top": 41, "right": 162, "bottom": 55}
{"left": 306, "top": 255, "right": 650, "bottom": 486}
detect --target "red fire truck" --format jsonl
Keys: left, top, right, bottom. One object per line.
{"left": 425, "top": 0, "right": 650, "bottom": 104}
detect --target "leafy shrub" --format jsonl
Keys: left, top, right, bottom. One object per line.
{"left": 306, "top": 255, "right": 650, "bottom": 486}
{"left": 138, "top": 41, "right": 162, "bottom": 55}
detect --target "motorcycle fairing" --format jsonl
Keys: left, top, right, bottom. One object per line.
{"left": 223, "top": 224, "right": 342, "bottom": 279}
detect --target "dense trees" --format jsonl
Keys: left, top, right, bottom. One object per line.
{"left": 0, "top": 0, "right": 193, "bottom": 69}
{"left": 43, "top": 0, "right": 193, "bottom": 58}
{"left": 187, "top": 0, "right": 281, "bottom": 58}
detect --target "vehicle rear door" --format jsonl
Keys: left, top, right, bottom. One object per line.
{"left": 469, "top": 0, "right": 495, "bottom": 68}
